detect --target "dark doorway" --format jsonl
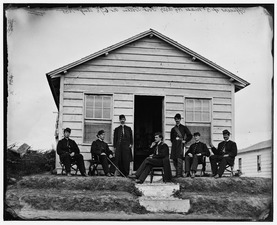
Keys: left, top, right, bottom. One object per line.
{"left": 134, "top": 95, "right": 163, "bottom": 171}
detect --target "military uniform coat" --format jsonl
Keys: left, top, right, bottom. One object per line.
{"left": 170, "top": 124, "right": 192, "bottom": 159}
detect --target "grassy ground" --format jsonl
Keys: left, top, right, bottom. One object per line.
{"left": 5, "top": 174, "right": 273, "bottom": 221}
{"left": 5, "top": 149, "right": 273, "bottom": 221}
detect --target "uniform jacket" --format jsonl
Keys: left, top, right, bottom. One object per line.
{"left": 211, "top": 140, "right": 237, "bottom": 158}
{"left": 185, "top": 141, "right": 210, "bottom": 157}
{"left": 113, "top": 125, "right": 133, "bottom": 148}
{"left": 151, "top": 142, "right": 170, "bottom": 159}
{"left": 57, "top": 138, "right": 80, "bottom": 156}
{"left": 91, "top": 139, "right": 113, "bottom": 156}
{"left": 170, "top": 124, "right": 192, "bottom": 159}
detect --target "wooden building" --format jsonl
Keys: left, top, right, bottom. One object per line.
{"left": 46, "top": 29, "right": 250, "bottom": 173}
{"left": 235, "top": 140, "right": 272, "bottom": 178}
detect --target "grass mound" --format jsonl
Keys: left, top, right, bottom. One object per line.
{"left": 175, "top": 177, "right": 272, "bottom": 194}
{"left": 7, "top": 188, "right": 147, "bottom": 214}
{"left": 17, "top": 175, "right": 142, "bottom": 196}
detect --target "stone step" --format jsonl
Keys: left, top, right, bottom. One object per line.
{"left": 136, "top": 183, "right": 180, "bottom": 197}
{"left": 139, "top": 196, "right": 190, "bottom": 213}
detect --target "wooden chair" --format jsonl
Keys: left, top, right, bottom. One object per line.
{"left": 150, "top": 166, "right": 164, "bottom": 183}
{"left": 198, "top": 156, "right": 207, "bottom": 177}
{"left": 88, "top": 154, "right": 100, "bottom": 176}
{"left": 60, "top": 161, "right": 78, "bottom": 175}
{"left": 225, "top": 164, "right": 234, "bottom": 176}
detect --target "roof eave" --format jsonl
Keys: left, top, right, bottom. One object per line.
{"left": 46, "top": 28, "right": 250, "bottom": 91}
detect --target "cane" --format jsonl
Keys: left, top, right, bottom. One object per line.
{"left": 107, "top": 157, "right": 127, "bottom": 178}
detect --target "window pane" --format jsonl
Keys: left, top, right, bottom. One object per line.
{"left": 84, "top": 121, "right": 112, "bottom": 143}
{"left": 186, "top": 99, "right": 193, "bottom": 110}
{"left": 103, "top": 97, "right": 111, "bottom": 108}
{"left": 94, "top": 108, "right": 102, "bottom": 118}
{"left": 95, "top": 96, "right": 102, "bottom": 108}
{"left": 195, "top": 111, "right": 201, "bottom": 121}
{"left": 195, "top": 99, "right": 201, "bottom": 111}
{"left": 186, "top": 112, "right": 193, "bottom": 121}
{"left": 86, "top": 96, "right": 94, "bottom": 118}
{"left": 103, "top": 108, "right": 110, "bottom": 119}
{"left": 202, "top": 100, "right": 210, "bottom": 111}
{"left": 202, "top": 112, "right": 210, "bottom": 121}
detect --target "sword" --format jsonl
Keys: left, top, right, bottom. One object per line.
{"left": 107, "top": 157, "right": 127, "bottom": 178}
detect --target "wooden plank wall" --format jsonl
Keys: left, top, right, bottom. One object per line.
{"left": 60, "top": 36, "right": 233, "bottom": 169}
{"left": 235, "top": 148, "right": 272, "bottom": 178}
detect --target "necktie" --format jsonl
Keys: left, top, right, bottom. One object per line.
{"left": 221, "top": 142, "right": 226, "bottom": 153}
{"left": 193, "top": 143, "right": 198, "bottom": 155}
{"left": 155, "top": 144, "right": 159, "bottom": 155}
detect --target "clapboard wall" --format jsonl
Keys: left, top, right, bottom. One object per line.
{"left": 58, "top": 36, "right": 234, "bottom": 170}
{"left": 235, "top": 148, "right": 272, "bottom": 178}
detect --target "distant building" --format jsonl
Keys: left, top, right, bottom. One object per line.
{"left": 235, "top": 140, "right": 272, "bottom": 178}
{"left": 46, "top": 29, "right": 249, "bottom": 174}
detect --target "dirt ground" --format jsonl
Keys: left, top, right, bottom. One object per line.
{"left": 5, "top": 174, "right": 273, "bottom": 221}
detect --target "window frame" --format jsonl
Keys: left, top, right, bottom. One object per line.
{"left": 83, "top": 93, "right": 113, "bottom": 145}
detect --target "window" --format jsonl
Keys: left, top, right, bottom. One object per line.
{"left": 238, "top": 158, "right": 242, "bottom": 171}
{"left": 257, "top": 155, "right": 261, "bottom": 172}
{"left": 185, "top": 99, "right": 211, "bottom": 122}
{"left": 84, "top": 95, "right": 112, "bottom": 144}
{"left": 185, "top": 98, "right": 211, "bottom": 146}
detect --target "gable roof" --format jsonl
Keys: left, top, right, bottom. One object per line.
{"left": 239, "top": 140, "right": 272, "bottom": 153}
{"left": 46, "top": 28, "right": 250, "bottom": 107}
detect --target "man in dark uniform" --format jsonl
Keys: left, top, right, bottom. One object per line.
{"left": 131, "top": 132, "right": 172, "bottom": 184}
{"left": 209, "top": 129, "right": 237, "bottom": 178}
{"left": 91, "top": 130, "right": 116, "bottom": 176}
{"left": 57, "top": 128, "right": 87, "bottom": 176}
{"left": 113, "top": 114, "right": 133, "bottom": 177}
{"left": 184, "top": 132, "right": 210, "bottom": 178}
{"left": 170, "top": 113, "right": 192, "bottom": 178}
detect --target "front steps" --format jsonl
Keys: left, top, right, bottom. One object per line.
{"left": 136, "top": 183, "right": 190, "bottom": 213}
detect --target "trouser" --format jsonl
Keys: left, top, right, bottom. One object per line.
{"left": 173, "top": 158, "right": 183, "bottom": 176}
{"left": 209, "top": 155, "right": 234, "bottom": 176}
{"left": 135, "top": 157, "right": 163, "bottom": 183}
{"left": 115, "top": 143, "right": 131, "bottom": 176}
{"left": 60, "top": 153, "right": 86, "bottom": 175}
{"left": 184, "top": 155, "right": 204, "bottom": 172}
{"left": 99, "top": 155, "right": 116, "bottom": 175}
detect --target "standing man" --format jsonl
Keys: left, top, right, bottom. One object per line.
{"left": 209, "top": 130, "right": 237, "bottom": 178}
{"left": 90, "top": 130, "right": 115, "bottom": 177}
{"left": 113, "top": 114, "right": 133, "bottom": 177}
{"left": 57, "top": 128, "right": 87, "bottom": 176}
{"left": 170, "top": 113, "right": 192, "bottom": 178}
{"left": 184, "top": 132, "right": 210, "bottom": 178}
{"left": 131, "top": 132, "right": 172, "bottom": 184}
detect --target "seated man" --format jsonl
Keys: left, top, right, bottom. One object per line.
{"left": 184, "top": 132, "right": 210, "bottom": 178}
{"left": 91, "top": 130, "right": 115, "bottom": 177}
{"left": 131, "top": 132, "right": 172, "bottom": 184}
{"left": 57, "top": 128, "right": 87, "bottom": 176}
{"left": 209, "top": 129, "right": 237, "bottom": 178}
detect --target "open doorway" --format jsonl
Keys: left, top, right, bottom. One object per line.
{"left": 134, "top": 95, "right": 164, "bottom": 171}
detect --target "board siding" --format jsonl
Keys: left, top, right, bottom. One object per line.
{"left": 59, "top": 37, "right": 234, "bottom": 169}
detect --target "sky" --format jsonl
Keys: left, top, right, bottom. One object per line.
{"left": 5, "top": 5, "right": 273, "bottom": 150}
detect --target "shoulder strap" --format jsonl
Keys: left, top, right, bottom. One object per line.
{"left": 174, "top": 126, "right": 183, "bottom": 139}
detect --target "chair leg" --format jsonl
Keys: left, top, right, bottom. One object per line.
{"left": 162, "top": 169, "right": 165, "bottom": 182}
{"left": 230, "top": 166, "right": 234, "bottom": 177}
{"left": 150, "top": 170, "right": 154, "bottom": 183}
